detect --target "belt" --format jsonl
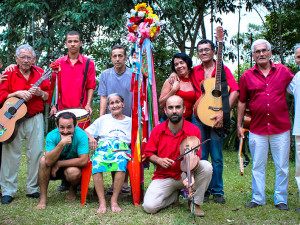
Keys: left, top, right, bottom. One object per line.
{"left": 25, "top": 111, "right": 43, "bottom": 118}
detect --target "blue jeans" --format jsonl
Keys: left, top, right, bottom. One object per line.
{"left": 192, "top": 114, "right": 225, "bottom": 195}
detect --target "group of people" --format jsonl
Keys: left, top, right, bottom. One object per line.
{"left": 0, "top": 29, "right": 299, "bottom": 216}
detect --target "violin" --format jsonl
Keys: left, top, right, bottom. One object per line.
{"left": 179, "top": 136, "right": 201, "bottom": 199}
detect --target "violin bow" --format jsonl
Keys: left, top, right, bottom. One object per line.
{"left": 174, "top": 139, "right": 211, "bottom": 162}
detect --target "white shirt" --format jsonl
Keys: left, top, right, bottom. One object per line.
{"left": 287, "top": 71, "right": 300, "bottom": 135}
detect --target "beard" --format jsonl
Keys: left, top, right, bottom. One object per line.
{"left": 167, "top": 113, "right": 183, "bottom": 124}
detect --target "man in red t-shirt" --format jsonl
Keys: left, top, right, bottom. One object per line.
{"left": 143, "top": 95, "right": 212, "bottom": 217}
{"left": 237, "top": 39, "right": 294, "bottom": 211}
{"left": 49, "top": 31, "right": 96, "bottom": 129}
{"left": 0, "top": 44, "right": 50, "bottom": 204}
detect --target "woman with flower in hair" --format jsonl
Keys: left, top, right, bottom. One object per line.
{"left": 159, "top": 53, "right": 196, "bottom": 122}
{"left": 85, "top": 93, "right": 131, "bottom": 213}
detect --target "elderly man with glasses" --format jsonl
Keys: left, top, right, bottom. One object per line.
{"left": 0, "top": 44, "right": 50, "bottom": 204}
{"left": 237, "top": 39, "right": 294, "bottom": 210}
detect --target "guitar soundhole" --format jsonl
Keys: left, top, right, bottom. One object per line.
{"left": 212, "top": 89, "right": 222, "bottom": 98}
{"left": 8, "top": 107, "right": 17, "bottom": 115}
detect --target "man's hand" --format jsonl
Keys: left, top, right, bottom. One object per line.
{"left": 88, "top": 136, "right": 98, "bottom": 150}
{"left": 29, "top": 86, "right": 43, "bottom": 97}
{"left": 60, "top": 134, "right": 73, "bottom": 146}
{"left": 171, "top": 80, "right": 180, "bottom": 93}
{"left": 237, "top": 126, "right": 245, "bottom": 139}
{"left": 16, "top": 90, "right": 32, "bottom": 102}
{"left": 51, "top": 162, "right": 60, "bottom": 177}
{"left": 50, "top": 106, "right": 57, "bottom": 116}
{"left": 183, "top": 176, "right": 195, "bottom": 188}
{"left": 4, "top": 64, "right": 16, "bottom": 73}
{"left": 157, "top": 158, "right": 174, "bottom": 169}
{"left": 0, "top": 73, "right": 7, "bottom": 83}
{"left": 85, "top": 104, "right": 93, "bottom": 116}
{"left": 211, "top": 112, "right": 223, "bottom": 128}
{"left": 168, "top": 72, "right": 179, "bottom": 85}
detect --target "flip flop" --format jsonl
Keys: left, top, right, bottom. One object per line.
{"left": 107, "top": 187, "right": 113, "bottom": 195}
{"left": 121, "top": 186, "right": 131, "bottom": 193}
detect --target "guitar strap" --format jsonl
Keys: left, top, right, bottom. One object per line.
{"left": 80, "top": 58, "right": 90, "bottom": 107}
{"left": 220, "top": 62, "right": 230, "bottom": 135}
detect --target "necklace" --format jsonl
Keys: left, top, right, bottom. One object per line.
{"left": 204, "top": 64, "right": 215, "bottom": 80}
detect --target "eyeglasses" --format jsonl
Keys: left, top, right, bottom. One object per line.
{"left": 197, "top": 48, "right": 213, "bottom": 54}
{"left": 254, "top": 49, "right": 269, "bottom": 55}
{"left": 18, "top": 55, "right": 34, "bottom": 61}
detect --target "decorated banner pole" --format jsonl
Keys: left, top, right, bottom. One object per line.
{"left": 126, "top": 3, "right": 163, "bottom": 206}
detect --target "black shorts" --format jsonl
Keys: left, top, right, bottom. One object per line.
{"left": 50, "top": 167, "right": 66, "bottom": 180}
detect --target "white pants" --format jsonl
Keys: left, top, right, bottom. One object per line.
{"left": 0, "top": 113, "right": 44, "bottom": 197}
{"left": 295, "top": 136, "right": 300, "bottom": 199}
{"left": 143, "top": 160, "right": 212, "bottom": 214}
{"left": 249, "top": 131, "right": 290, "bottom": 205}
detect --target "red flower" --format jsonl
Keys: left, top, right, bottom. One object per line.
{"left": 135, "top": 16, "right": 142, "bottom": 22}
{"left": 144, "top": 18, "right": 153, "bottom": 24}
{"left": 127, "top": 25, "right": 135, "bottom": 33}
{"left": 130, "top": 17, "right": 136, "bottom": 23}
{"left": 50, "top": 62, "right": 60, "bottom": 73}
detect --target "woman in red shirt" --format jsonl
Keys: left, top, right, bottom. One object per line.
{"left": 159, "top": 53, "right": 196, "bottom": 122}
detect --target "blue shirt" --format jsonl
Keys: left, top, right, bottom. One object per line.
{"left": 45, "top": 127, "right": 89, "bottom": 160}
{"left": 287, "top": 71, "right": 300, "bottom": 135}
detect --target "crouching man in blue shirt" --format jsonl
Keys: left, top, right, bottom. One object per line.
{"left": 36, "top": 112, "right": 89, "bottom": 210}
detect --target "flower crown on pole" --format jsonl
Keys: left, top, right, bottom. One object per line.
{"left": 126, "top": 3, "right": 164, "bottom": 45}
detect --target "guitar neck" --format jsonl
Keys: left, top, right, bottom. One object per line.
{"left": 31, "top": 68, "right": 51, "bottom": 88}
{"left": 215, "top": 41, "right": 223, "bottom": 91}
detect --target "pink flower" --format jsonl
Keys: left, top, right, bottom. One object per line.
{"left": 138, "top": 22, "right": 151, "bottom": 38}
{"left": 127, "top": 33, "right": 137, "bottom": 43}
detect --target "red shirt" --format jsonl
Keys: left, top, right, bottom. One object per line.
{"left": 176, "top": 77, "right": 196, "bottom": 118}
{"left": 239, "top": 62, "right": 294, "bottom": 135}
{"left": 191, "top": 61, "right": 239, "bottom": 99}
{"left": 144, "top": 120, "right": 201, "bottom": 180}
{"left": 50, "top": 54, "right": 96, "bottom": 110}
{"left": 0, "top": 65, "right": 50, "bottom": 116}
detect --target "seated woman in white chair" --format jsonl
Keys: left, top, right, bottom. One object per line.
{"left": 85, "top": 93, "right": 131, "bottom": 213}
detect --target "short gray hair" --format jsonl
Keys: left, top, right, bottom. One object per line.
{"left": 251, "top": 39, "right": 272, "bottom": 53}
{"left": 107, "top": 93, "right": 124, "bottom": 107}
{"left": 15, "top": 44, "right": 36, "bottom": 57}
{"left": 294, "top": 43, "right": 300, "bottom": 54}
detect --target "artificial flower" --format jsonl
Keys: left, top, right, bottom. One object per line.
{"left": 135, "top": 3, "right": 147, "bottom": 11}
{"left": 146, "top": 6, "right": 153, "bottom": 14}
{"left": 126, "top": 3, "right": 163, "bottom": 43}
{"left": 127, "top": 33, "right": 138, "bottom": 42}
{"left": 138, "top": 11, "right": 145, "bottom": 18}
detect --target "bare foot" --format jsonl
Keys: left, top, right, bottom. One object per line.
{"left": 66, "top": 189, "right": 76, "bottom": 201}
{"left": 96, "top": 203, "right": 107, "bottom": 213}
{"left": 36, "top": 201, "right": 47, "bottom": 210}
{"left": 111, "top": 202, "right": 122, "bottom": 212}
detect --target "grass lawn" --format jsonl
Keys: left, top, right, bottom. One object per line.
{"left": 0, "top": 150, "right": 299, "bottom": 224}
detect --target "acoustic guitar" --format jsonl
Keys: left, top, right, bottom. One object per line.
{"left": 0, "top": 64, "right": 59, "bottom": 143}
{"left": 193, "top": 26, "right": 231, "bottom": 127}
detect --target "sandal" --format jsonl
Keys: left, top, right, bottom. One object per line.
{"left": 107, "top": 187, "right": 113, "bottom": 195}
{"left": 121, "top": 186, "right": 131, "bottom": 193}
